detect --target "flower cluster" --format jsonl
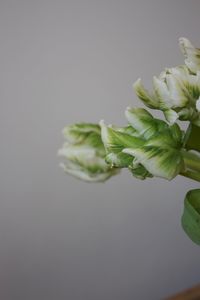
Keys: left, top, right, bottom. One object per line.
{"left": 58, "top": 38, "right": 200, "bottom": 244}
{"left": 134, "top": 39, "right": 200, "bottom": 126}
{"left": 58, "top": 38, "right": 200, "bottom": 183}
{"left": 100, "top": 108, "right": 184, "bottom": 180}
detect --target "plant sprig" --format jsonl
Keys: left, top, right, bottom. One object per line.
{"left": 58, "top": 38, "right": 200, "bottom": 244}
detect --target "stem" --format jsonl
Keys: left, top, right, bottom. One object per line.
{"left": 184, "top": 123, "right": 200, "bottom": 152}
{"left": 181, "top": 150, "right": 200, "bottom": 173}
{"left": 180, "top": 150, "right": 200, "bottom": 182}
{"left": 180, "top": 170, "right": 200, "bottom": 182}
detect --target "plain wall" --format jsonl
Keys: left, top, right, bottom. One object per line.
{"left": 1, "top": 0, "right": 200, "bottom": 299}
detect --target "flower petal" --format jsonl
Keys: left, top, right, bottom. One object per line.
{"left": 125, "top": 107, "right": 167, "bottom": 139}
{"left": 179, "top": 38, "right": 200, "bottom": 73}
{"left": 62, "top": 123, "right": 101, "bottom": 143}
{"left": 123, "top": 145, "right": 183, "bottom": 180}
{"left": 133, "top": 78, "right": 159, "bottom": 109}
{"left": 163, "top": 109, "right": 179, "bottom": 124}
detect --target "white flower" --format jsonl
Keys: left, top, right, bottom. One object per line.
{"left": 134, "top": 66, "right": 200, "bottom": 125}
{"left": 58, "top": 123, "right": 119, "bottom": 182}
{"left": 179, "top": 37, "right": 200, "bottom": 73}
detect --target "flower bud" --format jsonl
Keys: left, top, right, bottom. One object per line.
{"left": 179, "top": 37, "right": 200, "bottom": 73}
{"left": 58, "top": 123, "right": 119, "bottom": 182}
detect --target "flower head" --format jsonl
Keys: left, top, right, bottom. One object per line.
{"left": 179, "top": 37, "right": 200, "bottom": 74}
{"left": 58, "top": 123, "right": 119, "bottom": 182}
{"left": 134, "top": 65, "right": 200, "bottom": 126}
{"left": 100, "top": 108, "right": 184, "bottom": 180}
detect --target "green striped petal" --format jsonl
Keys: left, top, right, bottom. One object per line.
{"left": 123, "top": 145, "right": 183, "bottom": 180}
{"left": 63, "top": 123, "right": 101, "bottom": 144}
{"left": 100, "top": 120, "right": 144, "bottom": 168}
{"left": 100, "top": 120, "right": 144, "bottom": 153}
{"left": 169, "top": 68, "right": 200, "bottom": 104}
{"left": 60, "top": 161, "right": 118, "bottom": 182}
{"left": 163, "top": 109, "right": 179, "bottom": 124}
{"left": 179, "top": 38, "right": 200, "bottom": 73}
{"left": 59, "top": 122, "right": 120, "bottom": 182}
{"left": 153, "top": 76, "right": 172, "bottom": 109}
{"left": 105, "top": 152, "right": 133, "bottom": 168}
{"left": 123, "top": 126, "right": 183, "bottom": 180}
{"left": 125, "top": 107, "right": 168, "bottom": 139}
{"left": 129, "top": 163, "right": 153, "bottom": 180}
{"left": 58, "top": 144, "right": 119, "bottom": 182}
{"left": 133, "top": 78, "right": 159, "bottom": 109}
{"left": 182, "top": 189, "right": 200, "bottom": 244}
{"left": 58, "top": 145, "right": 107, "bottom": 173}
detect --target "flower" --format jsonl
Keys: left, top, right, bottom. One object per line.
{"left": 179, "top": 37, "right": 200, "bottom": 74}
{"left": 134, "top": 65, "right": 200, "bottom": 125}
{"left": 58, "top": 123, "right": 119, "bottom": 182}
{"left": 100, "top": 108, "right": 184, "bottom": 180}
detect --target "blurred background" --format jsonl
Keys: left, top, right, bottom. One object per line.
{"left": 1, "top": 0, "right": 200, "bottom": 299}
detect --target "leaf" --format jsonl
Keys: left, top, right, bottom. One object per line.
{"left": 182, "top": 189, "right": 200, "bottom": 245}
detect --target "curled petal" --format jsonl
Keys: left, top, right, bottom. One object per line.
{"left": 123, "top": 146, "right": 183, "bottom": 180}
{"left": 133, "top": 78, "right": 159, "bottom": 109}
{"left": 125, "top": 107, "right": 167, "bottom": 139}
{"left": 179, "top": 37, "right": 200, "bottom": 73}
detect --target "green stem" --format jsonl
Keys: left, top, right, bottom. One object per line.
{"left": 181, "top": 150, "right": 200, "bottom": 173}
{"left": 180, "top": 170, "right": 200, "bottom": 182}
{"left": 180, "top": 150, "right": 200, "bottom": 182}
{"left": 184, "top": 123, "right": 200, "bottom": 152}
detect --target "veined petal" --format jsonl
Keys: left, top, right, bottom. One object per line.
{"left": 166, "top": 74, "right": 189, "bottom": 107}
{"left": 60, "top": 162, "right": 119, "bottom": 182}
{"left": 100, "top": 120, "right": 144, "bottom": 153}
{"left": 123, "top": 146, "right": 183, "bottom": 180}
{"left": 100, "top": 120, "right": 144, "bottom": 168}
{"left": 129, "top": 164, "right": 153, "bottom": 180}
{"left": 170, "top": 123, "right": 183, "bottom": 146}
{"left": 125, "top": 107, "right": 167, "bottom": 139}
{"left": 133, "top": 78, "right": 159, "bottom": 109}
{"left": 153, "top": 76, "right": 172, "bottom": 109}
{"left": 196, "top": 97, "right": 200, "bottom": 112}
{"left": 163, "top": 109, "right": 179, "bottom": 124}
{"left": 105, "top": 152, "right": 133, "bottom": 168}
{"left": 179, "top": 38, "right": 200, "bottom": 73}
{"left": 62, "top": 123, "right": 101, "bottom": 144}
{"left": 58, "top": 145, "right": 107, "bottom": 173}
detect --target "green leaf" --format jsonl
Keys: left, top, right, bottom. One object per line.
{"left": 182, "top": 189, "right": 200, "bottom": 245}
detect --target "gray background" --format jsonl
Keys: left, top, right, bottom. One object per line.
{"left": 1, "top": 0, "right": 200, "bottom": 299}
